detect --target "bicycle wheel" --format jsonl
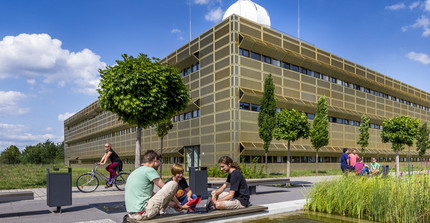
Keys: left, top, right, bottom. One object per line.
{"left": 114, "top": 172, "right": 129, "bottom": 191}
{"left": 77, "top": 173, "right": 99, "bottom": 193}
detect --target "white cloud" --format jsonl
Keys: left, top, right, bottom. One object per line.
{"left": 409, "top": 1, "right": 420, "bottom": 10}
{"left": 194, "top": 0, "right": 210, "bottom": 5}
{"left": 0, "top": 33, "right": 106, "bottom": 95}
{"left": 26, "top": 79, "right": 35, "bottom": 85}
{"left": 407, "top": 52, "right": 430, "bottom": 64}
{"left": 44, "top": 127, "right": 53, "bottom": 132}
{"left": 425, "top": 0, "right": 430, "bottom": 11}
{"left": 0, "top": 91, "right": 28, "bottom": 116}
{"left": 205, "top": 7, "right": 223, "bottom": 22}
{"left": 0, "top": 122, "right": 63, "bottom": 151}
{"left": 385, "top": 3, "right": 406, "bottom": 10}
{"left": 171, "top": 29, "right": 181, "bottom": 34}
{"left": 58, "top": 112, "right": 75, "bottom": 121}
{"left": 411, "top": 15, "right": 430, "bottom": 37}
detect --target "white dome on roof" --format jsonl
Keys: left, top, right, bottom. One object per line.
{"left": 223, "top": 0, "right": 271, "bottom": 27}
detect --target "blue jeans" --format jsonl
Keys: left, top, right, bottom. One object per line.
{"left": 362, "top": 167, "right": 370, "bottom": 175}
{"left": 179, "top": 194, "right": 197, "bottom": 207}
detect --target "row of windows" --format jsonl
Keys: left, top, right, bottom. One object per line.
{"left": 240, "top": 155, "right": 430, "bottom": 164}
{"left": 239, "top": 102, "right": 383, "bottom": 130}
{"left": 239, "top": 48, "right": 430, "bottom": 112}
{"left": 172, "top": 109, "right": 201, "bottom": 122}
{"left": 180, "top": 62, "right": 200, "bottom": 77}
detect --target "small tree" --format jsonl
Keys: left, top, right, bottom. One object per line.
{"left": 310, "top": 96, "right": 329, "bottom": 175}
{"left": 98, "top": 54, "right": 189, "bottom": 169}
{"left": 381, "top": 116, "right": 420, "bottom": 176}
{"left": 273, "top": 109, "right": 310, "bottom": 178}
{"left": 155, "top": 118, "right": 173, "bottom": 178}
{"left": 0, "top": 145, "right": 21, "bottom": 164}
{"left": 357, "top": 114, "right": 370, "bottom": 155}
{"left": 258, "top": 73, "right": 277, "bottom": 174}
{"left": 416, "top": 122, "right": 430, "bottom": 157}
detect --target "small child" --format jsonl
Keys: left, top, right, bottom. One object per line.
{"left": 165, "top": 163, "right": 197, "bottom": 209}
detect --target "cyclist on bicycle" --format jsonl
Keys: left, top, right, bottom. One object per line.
{"left": 99, "top": 143, "right": 123, "bottom": 188}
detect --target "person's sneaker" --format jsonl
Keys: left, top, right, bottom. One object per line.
{"left": 104, "top": 183, "right": 113, "bottom": 189}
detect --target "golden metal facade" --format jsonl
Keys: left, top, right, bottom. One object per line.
{"left": 64, "top": 15, "right": 430, "bottom": 171}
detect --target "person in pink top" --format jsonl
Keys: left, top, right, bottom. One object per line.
{"left": 348, "top": 149, "right": 359, "bottom": 171}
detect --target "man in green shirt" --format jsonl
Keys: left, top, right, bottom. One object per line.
{"left": 370, "top": 157, "right": 380, "bottom": 175}
{"left": 125, "top": 150, "right": 188, "bottom": 221}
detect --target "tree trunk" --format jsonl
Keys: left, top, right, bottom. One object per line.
{"left": 287, "top": 140, "right": 291, "bottom": 179}
{"left": 396, "top": 148, "right": 399, "bottom": 176}
{"left": 160, "top": 136, "right": 163, "bottom": 178}
{"left": 265, "top": 152, "right": 268, "bottom": 174}
{"left": 316, "top": 150, "right": 319, "bottom": 175}
{"left": 135, "top": 127, "right": 142, "bottom": 169}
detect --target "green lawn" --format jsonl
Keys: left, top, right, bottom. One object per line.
{"left": 0, "top": 163, "right": 341, "bottom": 190}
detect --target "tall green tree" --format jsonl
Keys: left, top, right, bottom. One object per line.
{"left": 98, "top": 54, "right": 189, "bottom": 169}
{"left": 155, "top": 118, "right": 173, "bottom": 178}
{"left": 381, "top": 116, "right": 420, "bottom": 176}
{"left": 21, "top": 145, "right": 43, "bottom": 164}
{"left": 310, "top": 96, "right": 329, "bottom": 175}
{"left": 357, "top": 114, "right": 370, "bottom": 155}
{"left": 0, "top": 145, "right": 21, "bottom": 164}
{"left": 56, "top": 141, "right": 64, "bottom": 160}
{"left": 273, "top": 109, "right": 310, "bottom": 178}
{"left": 258, "top": 73, "right": 277, "bottom": 173}
{"left": 416, "top": 122, "right": 430, "bottom": 157}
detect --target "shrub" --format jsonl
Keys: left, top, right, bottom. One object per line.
{"left": 207, "top": 157, "right": 264, "bottom": 179}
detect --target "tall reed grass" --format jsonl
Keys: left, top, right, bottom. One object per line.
{"left": 305, "top": 171, "right": 430, "bottom": 222}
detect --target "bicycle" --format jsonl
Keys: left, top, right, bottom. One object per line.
{"left": 76, "top": 163, "right": 130, "bottom": 193}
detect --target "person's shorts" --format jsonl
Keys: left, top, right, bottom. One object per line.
{"left": 218, "top": 192, "right": 246, "bottom": 210}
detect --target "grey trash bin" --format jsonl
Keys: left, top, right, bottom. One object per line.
{"left": 47, "top": 167, "right": 72, "bottom": 213}
{"left": 189, "top": 167, "right": 208, "bottom": 199}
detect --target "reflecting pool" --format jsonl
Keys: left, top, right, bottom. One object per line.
{"left": 246, "top": 211, "right": 372, "bottom": 223}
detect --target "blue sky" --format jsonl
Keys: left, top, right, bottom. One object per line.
{"left": 0, "top": 0, "right": 429, "bottom": 152}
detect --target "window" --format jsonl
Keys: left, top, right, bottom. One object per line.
{"left": 239, "top": 48, "right": 249, "bottom": 57}
{"left": 308, "top": 70, "right": 315, "bottom": 77}
{"left": 185, "top": 112, "right": 191, "bottom": 120}
{"left": 276, "top": 108, "right": 281, "bottom": 113}
{"left": 300, "top": 67, "right": 307, "bottom": 74}
{"left": 360, "top": 86, "right": 365, "bottom": 92}
{"left": 344, "top": 119, "right": 348, "bottom": 125}
{"left": 370, "top": 123, "right": 375, "bottom": 128}
{"left": 323, "top": 75, "right": 329, "bottom": 81}
{"left": 355, "top": 84, "right": 361, "bottom": 90}
{"left": 272, "top": 59, "right": 280, "bottom": 67}
{"left": 365, "top": 88, "right": 370, "bottom": 93}
{"left": 251, "top": 104, "right": 260, "bottom": 112}
{"left": 291, "top": 65, "right": 299, "bottom": 72}
{"left": 262, "top": 55, "right": 271, "bottom": 64}
{"left": 179, "top": 114, "right": 184, "bottom": 121}
{"left": 337, "top": 118, "right": 343, "bottom": 124}
{"left": 251, "top": 52, "right": 261, "bottom": 60}
{"left": 192, "top": 62, "right": 199, "bottom": 72}
{"left": 174, "top": 115, "right": 178, "bottom": 122}
{"left": 240, "top": 102, "right": 250, "bottom": 110}
{"left": 292, "top": 156, "right": 300, "bottom": 163}
{"left": 343, "top": 81, "right": 348, "bottom": 87}
{"left": 370, "top": 90, "right": 374, "bottom": 95}
{"left": 192, "top": 109, "right": 200, "bottom": 118}
{"left": 336, "top": 79, "right": 342, "bottom": 85}
{"left": 308, "top": 113, "right": 315, "bottom": 120}
{"left": 316, "top": 72, "right": 321, "bottom": 79}
{"left": 301, "top": 156, "right": 308, "bottom": 163}
{"left": 349, "top": 120, "right": 354, "bottom": 126}
{"left": 356, "top": 121, "right": 360, "bottom": 126}
{"left": 349, "top": 83, "right": 354, "bottom": 88}
{"left": 331, "top": 117, "right": 337, "bottom": 123}
{"left": 375, "top": 91, "right": 380, "bottom": 97}
{"left": 331, "top": 77, "right": 337, "bottom": 83}
{"left": 282, "top": 62, "right": 290, "bottom": 69}
{"left": 185, "top": 67, "right": 191, "bottom": 76}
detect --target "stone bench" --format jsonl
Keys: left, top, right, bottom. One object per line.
{"left": 0, "top": 191, "right": 34, "bottom": 203}
{"left": 208, "top": 177, "right": 290, "bottom": 194}
{"left": 130, "top": 205, "right": 268, "bottom": 223}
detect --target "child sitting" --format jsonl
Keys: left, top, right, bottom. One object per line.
{"left": 165, "top": 163, "right": 198, "bottom": 209}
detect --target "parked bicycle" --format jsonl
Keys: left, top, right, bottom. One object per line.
{"left": 76, "top": 163, "right": 130, "bottom": 193}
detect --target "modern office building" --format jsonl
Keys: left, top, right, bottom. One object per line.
{"left": 64, "top": 0, "right": 430, "bottom": 172}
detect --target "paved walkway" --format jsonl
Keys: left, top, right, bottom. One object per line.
{"left": 0, "top": 175, "right": 338, "bottom": 223}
